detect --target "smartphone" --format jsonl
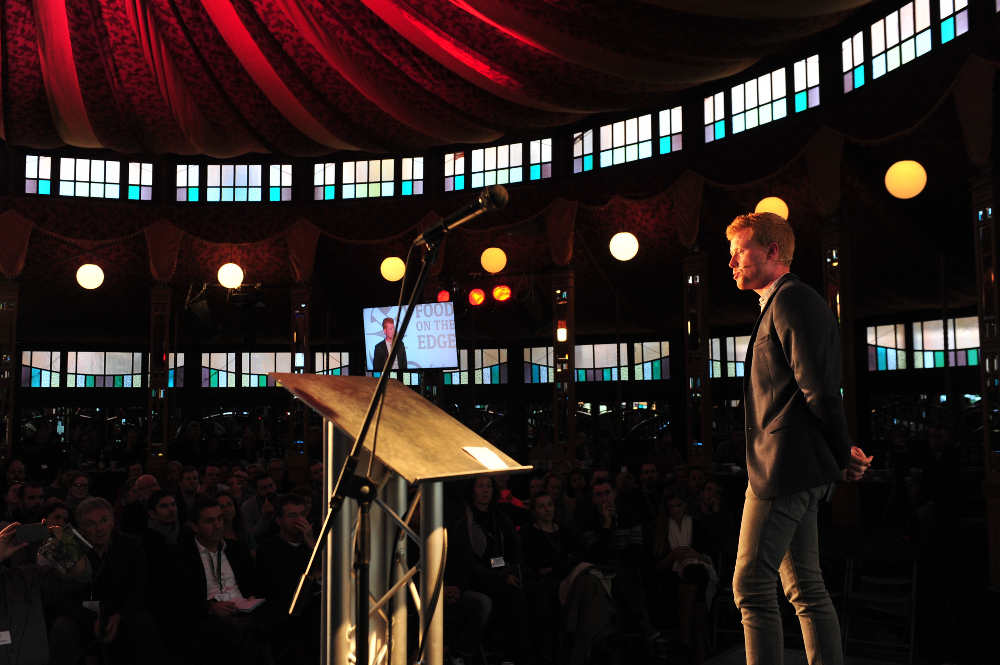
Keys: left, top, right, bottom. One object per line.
{"left": 14, "top": 522, "right": 49, "bottom": 544}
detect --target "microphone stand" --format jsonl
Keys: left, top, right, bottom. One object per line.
{"left": 288, "top": 237, "right": 443, "bottom": 665}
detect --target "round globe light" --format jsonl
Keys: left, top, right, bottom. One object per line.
{"left": 480, "top": 247, "right": 507, "bottom": 274}
{"left": 217, "top": 262, "right": 244, "bottom": 289}
{"left": 884, "top": 160, "right": 927, "bottom": 199}
{"left": 492, "top": 285, "right": 512, "bottom": 302}
{"left": 468, "top": 288, "right": 486, "bottom": 306}
{"left": 380, "top": 257, "right": 406, "bottom": 282}
{"left": 754, "top": 196, "right": 789, "bottom": 220}
{"left": 609, "top": 232, "right": 639, "bottom": 261}
{"left": 76, "top": 264, "right": 105, "bottom": 290}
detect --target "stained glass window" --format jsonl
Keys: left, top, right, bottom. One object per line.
{"left": 201, "top": 353, "right": 237, "bottom": 387}
{"left": 269, "top": 164, "right": 292, "bottom": 201}
{"left": 206, "top": 164, "right": 262, "bottom": 202}
{"left": 866, "top": 324, "right": 907, "bottom": 371}
{"left": 871, "top": 1, "right": 932, "bottom": 80}
{"left": 444, "top": 350, "right": 469, "bottom": 385}
{"left": 709, "top": 338, "right": 723, "bottom": 378}
{"left": 176, "top": 165, "right": 199, "bottom": 202}
{"left": 524, "top": 346, "right": 554, "bottom": 383}
{"left": 633, "top": 341, "right": 670, "bottom": 380}
{"left": 842, "top": 31, "right": 865, "bottom": 92}
{"left": 444, "top": 152, "right": 466, "bottom": 191}
{"left": 25, "top": 155, "right": 52, "bottom": 195}
{"left": 726, "top": 336, "right": 751, "bottom": 377}
{"left": 471, "top": 144, "right": 522, "bottom": 188}
{"left": 575, "top": 344, "right": 627, "bottom": 382}
{"left": 599, "top": 115, "right": 652, "bottom": 167}
{"left": 473, "top": 348, "right": 508, "bottom": 384}
{"left": 529, "top": 139, "right": 552, "bottom": 180}
{"left": 659, "top": 106, "right": 683, "bottom": 154}
{"left": 732, "top": 68, "right": 786, "bottom": 135}
{"left": 572, "top": 130, "right": 594, "bottom": 173}
{"left": 401, "top": 157, "right": 424, "bottom": 195}
{"left": 241, "top": 352, "right": 291, "bottom": 387}
{"left": 913, "top": 316, "right": 980, "bottom": 367}
{"left": 704, "top": 92, "right": 726, "bottom": 143}
{"left": 793, "top": 55, "right": 821, "bottom": 112}
{"left": 58, "top": 158, "right": 120, "bottom": 198}
{"left": 67, "top": 352, "right": 143, "bottom": 388}
{"left": 343, "top": 159, "right": 394, "bottom": 198}
{"left": 315, "top": 352, "right": 350, "bottom": 375}
{"left": 128, "top": 162, "right": 153, "bottom": 200}
{"left": 167, "top": 353, "right": 184, "bottom": 388}
{"left": 314, "top": 162, "right": 336, "bottom": 200}
{"left": 939, "top": 0, "right": 969, "bottom": 43}
{"left": 21, "top": 352, "right": 60, "bottom": 387}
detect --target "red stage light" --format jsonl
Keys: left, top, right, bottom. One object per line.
{"left": 468, "top": 288, "right": 486, "bottom": 306}
{"left": 492, "top": 285, "right": 512, "bottom": 301}
{"left": 437, "top": 289, "right": 451, "bottom": 302}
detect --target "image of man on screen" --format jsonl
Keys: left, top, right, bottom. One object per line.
{"left": 372, "top": 317, "right": 407, "bottom": 376}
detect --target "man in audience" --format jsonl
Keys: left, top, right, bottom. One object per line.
{"left": 268, "top": 458, "right": 289, "bottom": 492}
{"left": 19, "top": 481, "right": 46, "bottom": 521}
{"left": 176, "top": 465, "right": 200, "bottom": 524}
{"left": 228, "top": 468, "right": 251, "bottom": 505}
{"left": 49, "top": 497, "right": 167, "bottom": 665}
{"left": 201, "top": 463, "right": 225, "bottom": 497}
{"left": 257, "top": 494, "right": 318, "bottom": 662}
{"left": 242, "top": 474, "right": 278, "bottom": 540}
{"left": 120, "top": 474, "right": 160, "bottom": 534}
{"left": 177, "top": 496, "right": 269, "bottom": 664}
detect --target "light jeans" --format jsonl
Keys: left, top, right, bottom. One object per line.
{"left": 733, "top": 483, "right": 843, "bottom": 665}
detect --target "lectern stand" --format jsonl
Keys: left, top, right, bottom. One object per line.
{"left": 270, "top": 373, "right": 531, "bottom": 665}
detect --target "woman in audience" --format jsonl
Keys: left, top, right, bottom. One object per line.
{"left": 217, "top": 490, "right": 255, "bottom": 552}
{"left": 653, "top": 493, "right": 717, "bottom": 664}
{"left": 522, "top": 492, "right": 579, "bottom": 664}
{"left": 64, "top": 472, "right": 91, "bottom": 513}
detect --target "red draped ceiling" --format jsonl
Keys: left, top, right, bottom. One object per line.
{"left": 0, "top": 0, "right": 870, "bottom": 156}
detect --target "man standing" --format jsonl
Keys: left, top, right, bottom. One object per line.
{"left": 726, "top": 212, "right": 871, "bottom": 665}
{"left": 372, "top": 316, "right": 407, "bottom": 376}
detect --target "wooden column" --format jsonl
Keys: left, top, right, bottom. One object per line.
{"left": 683, "top": 253, "right": 712, "bottom": 467}
{"left": 552, "top": 270, "right": 576, "bottom": 462}
{"left": 971, "top": 169, "right": 1000, "bottom": 587}
{"left": 287, "top": 284, "right": 312, "bottom": 483}
{"left": 0, "top": 283, "right": 18, "bottom": 463}
{"left": 147, "top": 286, "right": 171, "bottom": 473}
{"left": 821, "top": 223, "right": 859, "bottom": 439}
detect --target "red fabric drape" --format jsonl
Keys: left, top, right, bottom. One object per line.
{"left": 545, "top": 199, "right": 577, "bottom": 266}
{"left": 0, "top": 210, "right": 34, "bottom": 278}
{"left": 32, "top": 0, "right": 101, "bottom": 147}
{"left": 144, "top": 221, "right": 184, "bottom": 282}
{"left": 286, "top": 219, "right": 321, "bottom": 282}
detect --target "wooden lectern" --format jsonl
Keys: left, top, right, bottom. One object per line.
{"left": 270, "top": 373, "right": 531, "bottom": 665}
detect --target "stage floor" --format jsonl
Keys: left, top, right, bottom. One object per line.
{"left": 705, "top": 647, "right": 900, "bottom": 665}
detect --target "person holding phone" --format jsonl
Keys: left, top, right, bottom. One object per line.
{"left": 726, "top": 212, "right": 872, "bottom": 665}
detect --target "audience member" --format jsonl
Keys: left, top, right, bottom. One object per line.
{"left": 176, "top": 466, "right": 200, "bottom": 524}
{"left": 120, "top": 474, "right": 160, "bottom": 534}
{"left": 176, "top": 496, "right": 269, "bottom": 664}
{"left": 256, "top": 494, "right": 318, "bottom": 663}
{"left": 200, "top": 464, "right": 225, "bottom": 497}
{"left": 218, "top": 491, "right": 255, "bottom": 552}
{"left": 242, "top": 474, "right": 278, "bottom": 540}
{"left": 267, "top": 458, "right": 289, "bottom": 493}
{"left": 65, "top": 473, "right": 91, "bottom": 513}
{"left": 49, "top": 497, "right": 167, "bottom": 665}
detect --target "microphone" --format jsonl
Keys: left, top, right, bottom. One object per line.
{"left": 413, "top": 185, "right": 509, "bottom": 248}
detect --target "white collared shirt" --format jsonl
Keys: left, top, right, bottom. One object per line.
{"left": 195, "top": 538, "right": 245, "bottom": 602}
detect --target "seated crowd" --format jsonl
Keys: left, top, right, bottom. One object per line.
{"left": 0, "top": 457, "right": 324, "bottom": 665}
{"left": 0, "top": 452, "right": 741, "bottom": 665}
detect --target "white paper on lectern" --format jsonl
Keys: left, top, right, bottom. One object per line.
{"left": 462, "top": 446, "right": 509, "bottom": 471}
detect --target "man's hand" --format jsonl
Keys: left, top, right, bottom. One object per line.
{"left": 0, "top": 523, "right": 29, "bottom": 562}
{"left": 844, "top": 445, "right": 873, "bottom": 482}
{"left": 94, "top": 613, "right": 121, "bottom": 643}
{"left": 208, "top": 600, "right": 237, "bottom": 617}
{"left": 505, "top": 573, "right": 521, "bottom": 589}
{"left": 444, "top": 585, "right": 461, "bottom": 604}
{"left": 294, "top": 517, "right": 315, "bottom": 547}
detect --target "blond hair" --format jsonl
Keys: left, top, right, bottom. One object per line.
{"left": 725, "top": 212, "right": 795, "bottom": 265}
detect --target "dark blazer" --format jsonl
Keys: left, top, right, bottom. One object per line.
{"left": 743, "top": 273, "right": 851, "bottom": 498}
{"left": 372, "top": 339, "right": 407, "bottom": 373}
{"left": 175, "top": 535, "right": 256, "bottom": 623}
